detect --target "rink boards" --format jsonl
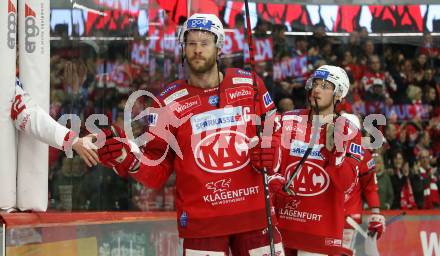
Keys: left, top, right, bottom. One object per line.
{"left": 1, "top": 210, "right": 439, "bottom": 256}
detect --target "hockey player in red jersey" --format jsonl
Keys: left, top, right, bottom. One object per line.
{"left": 268, "top": 65, "right": 363, "bottom": 255}
{"left": 96, "top": 13, "right": 284, "bottom": 255}
{"left": 341, "top": 114, "right": 385, "bottom": 253}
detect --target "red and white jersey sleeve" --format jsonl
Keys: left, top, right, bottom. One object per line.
{"left": 11, "top": 78, "right": 70, "bottom": 150}
{"left": 130, "top": 68, "right": 276, "bottom": 238}
{"left": 344, "top": 149, "right": 380, "bottom": 216}
{"left": 276, "top": 110, "right": 362, "bottom": 255}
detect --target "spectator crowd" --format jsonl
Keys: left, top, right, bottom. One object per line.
{"left": 47, "top": 14, "right": 439, "bottom": 212}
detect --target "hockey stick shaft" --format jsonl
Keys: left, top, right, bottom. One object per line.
{"left": 346, "top": 216, "right": 369, "bottom": 239}
{"left": 243, "top": 1, "right": 275, "bottom": 255}
{"left": 283, "top": 99, "right": 320, "bottom": 193}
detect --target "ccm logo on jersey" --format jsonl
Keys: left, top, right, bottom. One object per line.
{"left": 349, "top": 143, "right": 364, "bottom": 159}
{"left": 263, "top": 92, "right": 273, "bottom": 107}
{"left": 164, "top": 89, "right": 188, "bottom": 105}
{"left": 286, "top": 161, "right": 330, "bottom": 196}
{"left": 232, "top": 77, "right": 253, "bottom": 85}
{"left": 171, "top": 95, "right": 201, "bottom": 116}
{"left": 226, "top": 86, "right": 253, "bottom": 103}
{"left": 194, "top": 130, "right": 250, "bottom": 173}
{"left": 190, "top": 107, "right": 245, "bottom": 134}
{"left": 325, "top": 238, "right": 342, "bottom": 247}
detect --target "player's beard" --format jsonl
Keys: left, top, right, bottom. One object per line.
{"left": 187, "top": 54, "right": 217, "bottom": 74}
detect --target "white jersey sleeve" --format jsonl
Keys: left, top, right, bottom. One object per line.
{"left": 11, "top": 78, "right": 70, "bottom": 150}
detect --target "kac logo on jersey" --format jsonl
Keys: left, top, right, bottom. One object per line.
{"left": 194, "top": 130, "right": 250, "bottom": 173}
{"left": 187, "top": 18, "right": 212, "bottom": 29}
{"left": 286, "top": 161, "right": 330, "bottom": 196}
{"left": 208, "top": 95, "right": 219, "bottom": 106}
{"left": 263, "top": 92, "right": 273, "bottom": 108}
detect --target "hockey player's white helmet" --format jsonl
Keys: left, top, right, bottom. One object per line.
{"left": 305, "top": 65, "right": 350, "bottom": 99}
{"left": 178, "top": 13, "right": 225, "bottom": 49}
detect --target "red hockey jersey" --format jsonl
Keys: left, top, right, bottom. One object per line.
{"left": 344, "top": 149, "right": 380, "bottom": 218}
{"left": 276, "top": 109, "right": 363, "bottom": 254}
{"left": 129, "top": 68, "right": 276, "bottom": 238}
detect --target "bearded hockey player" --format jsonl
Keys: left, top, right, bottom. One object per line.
{"left": 97, "top": 13, "right": 285, "bottom": 255}
{"left": 269, "top": 65, "right": 363, "bottom": 255}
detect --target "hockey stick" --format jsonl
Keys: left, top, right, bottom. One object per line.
{"left": 242, "top": 1, "right": 275, "bottom": 255}
{"left": 283, "top": 98, "right": 320, "bottom": 194}
{"left": 346, "top": 216, "right": 379, "bottom": 256}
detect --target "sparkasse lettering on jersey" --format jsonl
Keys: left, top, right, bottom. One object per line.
{"left": 190, "top": 107, "right": 245, "bottom": 134}
{"left": 290, "top": 140, "right": 323, "bottom": 160}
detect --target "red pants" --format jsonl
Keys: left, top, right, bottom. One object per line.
{"left": 183, "top": 227, "right": 284, "bottom": 256}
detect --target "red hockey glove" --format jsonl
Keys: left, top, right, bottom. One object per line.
{"left": 321, "top": 122, "right": 347, "bottom": 166}
{"left": 367, "top": 213, "right": 385, "bottom": 239}
{"left": 249, "top": 135, "right": 280, "bottom": 175}
{"left": 97, "top": 125, "right": 140, "bottom": 178}
{"left": 268, "top": 174, "right": 292, "bottom": 208}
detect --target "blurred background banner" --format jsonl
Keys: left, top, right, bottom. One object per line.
{"left": 50, "top": 2, "right": 440, "bottom": 37}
